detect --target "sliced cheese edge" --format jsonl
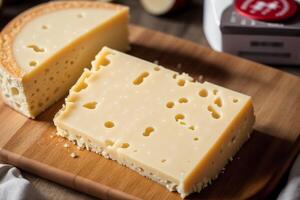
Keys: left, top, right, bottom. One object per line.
{"left": 54, "top": 47, "right": 255, "bottom": 198}
{"left": 0, "top": 1, "right": 129, "bottom": 118}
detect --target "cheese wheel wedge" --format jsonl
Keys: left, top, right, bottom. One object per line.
{"left": 54, "top": 47, "right": 255, "bottom": 198}
{"left": 0, "top": 1, "right": 129, "bottom": 118}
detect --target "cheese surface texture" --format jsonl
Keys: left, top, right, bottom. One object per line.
{"left": 14, "top": 8, "right": 123, "bottom": 73}
{"left": 54, "top": 47, "right": 255, "bottom": 198}
{"left": 0, "top": 1, "right": 129, "bottom": 118}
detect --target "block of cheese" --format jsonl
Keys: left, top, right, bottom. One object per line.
{"left": 54, "top": 47, "right": 255, "bottom": 198}
{"left": 0, "top": 1, "right": 129, "bottom": 118}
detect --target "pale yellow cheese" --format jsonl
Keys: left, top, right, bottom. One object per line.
{"left": 14, "top": 8, "right": 124, "bottom": 73}
{"left": 54, "top": 47, "right": 255, "bottom": 198}
{"left": 0, "top": 1, "right": 129, "bottom": 118}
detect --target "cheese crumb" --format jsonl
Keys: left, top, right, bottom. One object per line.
{"left": 198, "top": 75, "right": 204, "bottom": 83}
{"left": 176, "top": 63, "right": 182, "bottom": 69}
{"left": 70, "top": 152, "right": 77, "bottom": 158}
{"left": 77, "top": 146, "right": 82, "bottom": 150}
{"left": 63, "top": 143, "right": 69, "bottom": 148}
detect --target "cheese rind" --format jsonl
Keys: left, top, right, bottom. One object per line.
{"left": 54, "top": 47, "right": 255, "bottom": 198}
{"left": 0, "top": 1, "right": 129, "bottom": 118}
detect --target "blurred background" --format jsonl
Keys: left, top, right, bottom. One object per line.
{"left": 0, "top": 0, "right": 205, "bottom": 43}
{"left": 1, "top": 0, "right": 299, "bottom": 76}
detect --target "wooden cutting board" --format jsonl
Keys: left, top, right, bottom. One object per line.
{"left": 0, "top": 25, "right": 300, "bottom": 200}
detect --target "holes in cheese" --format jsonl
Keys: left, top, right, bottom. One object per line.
{"left": 143, "top": 127, "right": 154, "bottom": 137}
{"left": 161, "top": 159, "right": 167, "bottom": 163}
{"left": 11, "top": 87, "right": 19, "bottom": 96}
{"left": 83, "top": 102, "right": 97, "bottom": 109}
{"left": 177, "top": 106, "right": 202, "bottom": 126}
{"left": 193, "top": 137, "right": 199, "bottom": 141}
{"left": 74, "top": 80, "right": 88, "bottom": 92}
{"left": 29, "top": 61, "right": 38, "bottom": 67}
{"left": 177, "top": 79, "right": 185, "bottom": 87}
{"left": 154, "top": 66, "right": 160, "bottom": 71}
{"left": 27, "top": 44, "right": 45, "bottom": 53}
{"left": 213, "top": 89, "right": 218, "bottom": 95}
{"left": 180, "top": 121, "right": 186, "bottom": 125}
{"left": 104, "top": 121, "right": 115, "bottom": 128}
{"left": 220, "top": 148, "right": 223, "bottom": 154}
{"left": 133, "top": 72, "right": 149, "bottom": 85}
{"left": 27, "top": 55, "right": 79, "bottom": 112}
{"left": 175, "top": 114, "right": 185, "bottom": 121}
{"left": 66, "top": 95, "right": 77, "bottom": 103}
{"left": 105, "top": 140, "right": 114, "bottom": 147}
{"left": 66, "top": 74, "right": 71, "bottom": 79}
{"left": 101, "top": 57, "right": 111, "bottom": 67}
{"left": 233, "top": 98, "right": 239, "bottom": 103}
{"left": 41, "top": 25, "right": 48, "bottom": 30}
{"left": 199, "top": 89, "right": 208, "bottom": 97}
{"left": 121, "top": 143, "right": 130, "bottom": 148}
{"left": 166, "top": 101, "right": 174, "bottom": 108}
{"left": 214, "top": 97, "right": 223, "bottom": 107}
{"left": 178, "top": 97, "right": 188, "bottom": 103}
{"left": 207, "top": 105, "right": 221, "bottom": 119}
{"left": 94, "top": 51, "right": 113, "bottom": 70}
{"left": 77, "top": 13, "right": 84, "bottom": 18}
{"left": 54, "top": 87, "right": 60, "bottom": 94}
{"left": 38, "top": 102, "right": 43, "bottom": 107}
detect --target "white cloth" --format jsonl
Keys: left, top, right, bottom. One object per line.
{"left": 278, "top": 154, "right": 300, "bottom": 200}
{"left": 0, "top": 164, "right": 43, "bottom": 200}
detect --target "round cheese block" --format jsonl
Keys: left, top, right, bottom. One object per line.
{"left": 0, "top": 1, "right": 129, "bottom": 118}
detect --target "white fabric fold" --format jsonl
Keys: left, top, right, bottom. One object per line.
{"left": 0, "top": 164, "right": 43, "bottom": 200}
{"left": 278, "top": 154, "right": 300, "bottom": 200}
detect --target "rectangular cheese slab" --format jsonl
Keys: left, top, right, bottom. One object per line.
{"left": 0, "top": 1, "right": 129, "bottom": 118}
{"left": 54, "top": 47, "right": 255, "bottom": 198}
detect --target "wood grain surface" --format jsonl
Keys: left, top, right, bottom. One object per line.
{"left": 0, "top": 25, "right": 300, "bottom": 200}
